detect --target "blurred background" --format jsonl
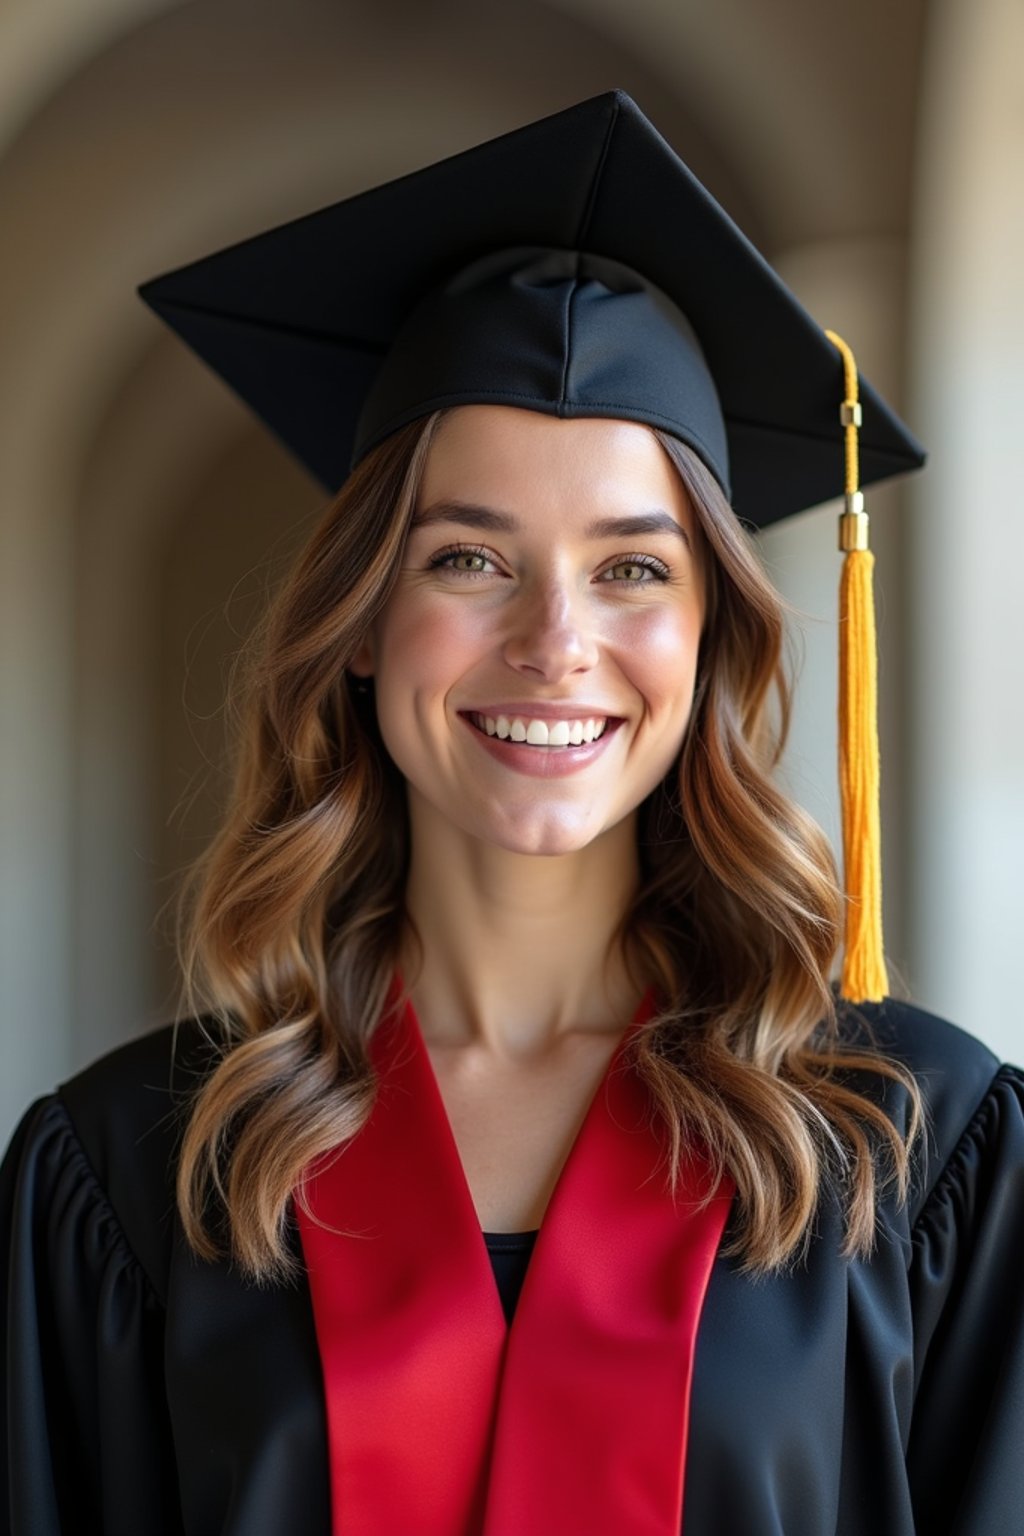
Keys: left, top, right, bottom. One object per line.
{"left": 2, "top": 0, "right": 1022, "bottom": 1142}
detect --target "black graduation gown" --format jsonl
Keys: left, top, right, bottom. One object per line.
{"left": 2, "top": 999, "right": 1023, "bottom": 1535}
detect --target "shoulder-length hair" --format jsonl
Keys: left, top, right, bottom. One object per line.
{"left": 175, "top": 408, "right": 921, "bottom": 1280}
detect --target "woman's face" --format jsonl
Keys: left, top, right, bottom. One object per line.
{"left": 349, "top": 405, "right": 707, "bottom": 857}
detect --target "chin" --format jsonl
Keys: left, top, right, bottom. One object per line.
{"left": 466, "top": 810, "right": 620, "bottom": 859}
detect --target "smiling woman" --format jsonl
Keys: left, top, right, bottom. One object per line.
{"left": 3, "top": 90, "right": 1024, "bottom": 1536}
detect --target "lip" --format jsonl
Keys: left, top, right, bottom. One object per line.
{"left": 458, "top": 711, "right": 624, "bottom": 778}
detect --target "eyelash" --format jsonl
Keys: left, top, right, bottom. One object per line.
{"left": 426, "top": 543, "right": 672, "bottom": 585}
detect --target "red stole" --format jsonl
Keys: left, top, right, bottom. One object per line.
{"left": 296, "top": 976, "right": 733, "bottom": 1534}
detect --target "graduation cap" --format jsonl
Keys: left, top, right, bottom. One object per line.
{"left": 138, "top": 89, "right": 926, "bottom": 1003}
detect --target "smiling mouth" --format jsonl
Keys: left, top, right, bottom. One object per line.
{"left": 463, "top": 712, "right": 617, "bottom": 749}
{"left": 460, "top": 712, "right": 623, "bottom": 749}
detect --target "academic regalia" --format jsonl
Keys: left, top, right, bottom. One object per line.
{"left": 3, "top": 991, "right": 1024, "bottom": 1535}
{"left": 7, "top": 88, "right": 1018, "bottom": 1536}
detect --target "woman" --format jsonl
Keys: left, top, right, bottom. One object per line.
{"left": 3, "top": 91, "right": 1023, "bottom": 1535}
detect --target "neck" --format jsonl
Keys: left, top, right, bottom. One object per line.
{"left": 400, "top": 795, "right": 643, "bottom": 1062}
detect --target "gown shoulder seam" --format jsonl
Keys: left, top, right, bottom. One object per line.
{"left": 909, "top": 1060, "right": 1022, "bottom": 1233}
{"left": 49, "top": 1090, "right": 164, "bottom": 1302}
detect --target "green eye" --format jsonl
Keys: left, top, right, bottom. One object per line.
{"left": 604, "top": 556, "right": 670, "bottom": 583}
{"left": 427, "top": 544, "right": 496, "bottom": 577}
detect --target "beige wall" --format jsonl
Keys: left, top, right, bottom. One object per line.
{"left": 906, "top": 0, "right": 1024, "bottom": 1043}
{"left": 4, "top": 0, "right": 1020, "bottom": 1142}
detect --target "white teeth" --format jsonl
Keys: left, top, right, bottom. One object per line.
{"left": 472, "top": 713, "right": 608, "bottom": 747}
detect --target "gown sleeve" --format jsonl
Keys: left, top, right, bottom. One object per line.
{"left": 0, "top": 1094, "right": 182, "bottom": 1536}
{"left": 906, "top": 1062, "right": 1024, "bottom": 1534}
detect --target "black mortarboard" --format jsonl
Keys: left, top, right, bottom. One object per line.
{"left": 136, "top": 89, "right": 924, "bottom": 529}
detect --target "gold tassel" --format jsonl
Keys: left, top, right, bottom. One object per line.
{"left": 825, "top": 330, "right": 889, "bottom": 1003}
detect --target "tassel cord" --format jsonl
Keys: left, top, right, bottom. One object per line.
{"left": 824, "top": 329, "right": 889, "bottom": 1003}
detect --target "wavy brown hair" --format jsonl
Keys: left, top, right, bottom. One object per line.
{"left": 175, "top": 408, "right": 922, "bottom": 1281}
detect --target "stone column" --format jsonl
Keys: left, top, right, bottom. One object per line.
{"left": 906, "top": 0, "right": 1024, "bottom": 1059}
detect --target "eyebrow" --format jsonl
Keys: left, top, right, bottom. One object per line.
{"left": 410, "top": 499, "right": 692, "bottom": 551}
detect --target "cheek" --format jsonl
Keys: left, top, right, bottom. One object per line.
{"left": 375, "top": 596, "right": 487, "bottom": 694}
{"left": 617, "top": 604, "right": 703, "bottom": 699}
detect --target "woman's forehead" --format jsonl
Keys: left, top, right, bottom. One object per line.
{"left": 418, "top": 406, "right": 692, "bottom": 519}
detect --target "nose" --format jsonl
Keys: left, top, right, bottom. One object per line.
{"left": 501, "top": 572, "right": 601, "bottom": 680}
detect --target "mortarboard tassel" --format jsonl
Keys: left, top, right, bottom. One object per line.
{"left": 825, "top": 330, "right": 889, "bottom": 1004}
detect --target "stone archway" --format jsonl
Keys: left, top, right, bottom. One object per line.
{"left": 2, "top": 0, "right": 945, "bottom": 1132}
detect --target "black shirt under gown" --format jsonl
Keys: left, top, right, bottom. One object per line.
{"left": 2, "top": 997, "right": 1024, "bottom": 1534}
{"left": 482, "top": 1229, "right": 538, "bottom": 1326}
